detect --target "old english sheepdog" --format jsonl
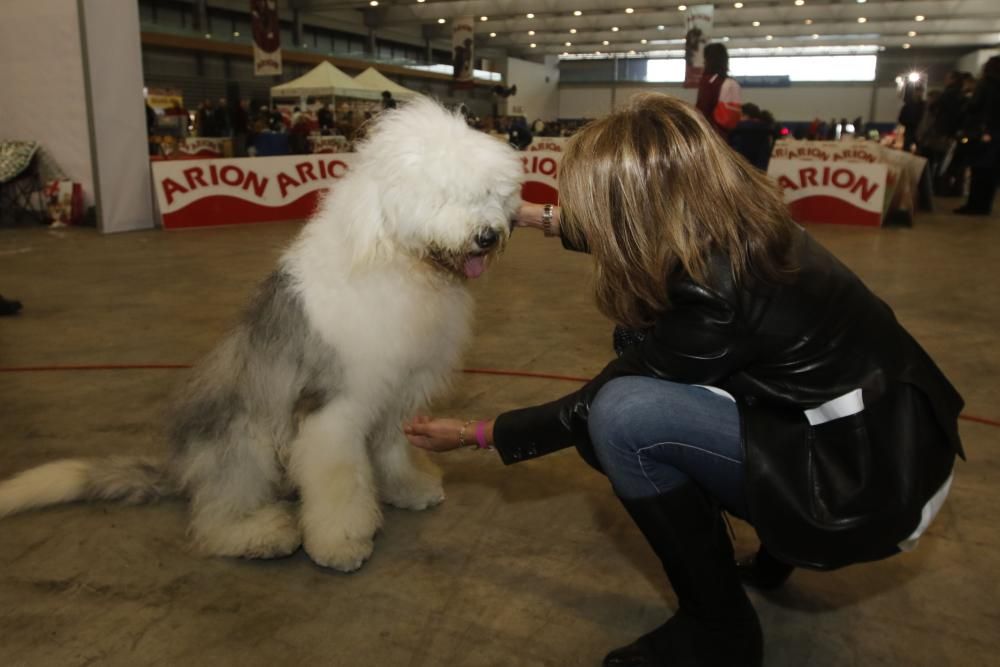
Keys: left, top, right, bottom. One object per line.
{"left": 0, "top": 100, "right": 523, "bottom": 571}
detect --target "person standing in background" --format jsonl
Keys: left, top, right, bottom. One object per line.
{"left": 899, "top": 83, "right": 926, "bottom": 152}
{"left": 230, "top": 99, "right": 250, "bottom": 157}
{"left": 696, "top": 43, "right": 742, "bottom": 139}
{"left": 955, "top": 56, "right": 1000, "bottom": 216}
{"left": 317, "top": 102, "right": 334, "bottom": 135}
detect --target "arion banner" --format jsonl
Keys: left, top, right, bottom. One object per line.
{"left": 151, "top": 148, "right": 565, "bottom": 230}
{"left": 684, "top": 5, "right": 714, "bottom": 88}
{"left": 452, "top": 16, "right": 475, "bottom": 87}
{"left": 151, "top": 155, "right": 357, "bottom": 229}
{"left": 768, "top": 159, "right": 889, "bottom": 227}
{"left": 251, "top": 0, "right": 282, "bottom": 76}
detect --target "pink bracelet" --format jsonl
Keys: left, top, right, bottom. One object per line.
{"left": 475, "top": 421, "right": 490, "bottom": 449}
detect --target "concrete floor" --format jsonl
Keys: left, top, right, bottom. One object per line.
{"left": 0, "top": 206, "right": 998, "bottom": 667}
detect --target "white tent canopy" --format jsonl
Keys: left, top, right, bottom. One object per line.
{"left": 352, "top": 67, "right": 423, "bottom": 100}
{"left": 270, "top": 61, "right": 381, "bottom": 100}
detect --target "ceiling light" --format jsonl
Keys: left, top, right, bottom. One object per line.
{"left": 602, "top": 40, "right": 610, "bottom": 45}
{"left": 625, "top": 8, "right": 635, "bottom": 14}
{"left": 722, "top": 36, "right": 730, "bottom": 41}
{"left": 480, "top": 16, "right": 488, "bottom": 21}
{"left": 565, "top": 41, "right": 572, "bottom": 46}
{"left": 679, "top": 4, "right": 687, "bottom": 10}
{"left": 908, "top": 72, "right": 921, "bottom": 83}
{"left": 857, "top": 17, "right": 867, "bottom": 23}
{"left": 530, "top": 43, "right": 536, "bottom": 48}
{"left": 232, "top": 31, "right": 240, "bottom": 37}
{"left": 804, "top": 18, "right": 813, "bottom": 25}
{"left": 562, "top": 52, "right": 569, "bottom": 56}
{"left": 734, "top": 2, "right": 743, "bottom": 7}
{"left": 416, "top": 0, "right": 424, "bottom": 3}
{"left": 574, "top": 10, "right": 582, "bottom": 16}
{"left": 489, "top": 32, "right": 496, "bottom": 37}
{"left": 908, "top": 30, "right": 917, "bottom": 37}
{"left": 902, "top": 43, "right": 911, "bottom": 49}
{"left": 915, "top": 15, "right": 925, "bottom": 21}
{"left": 794, "top": 0, "right": 804, "bottom": 5}
{"left": 611, "top": 26, "right": 620, "bottom": 32}
{"left": 595, "top": 51, "right": 601, "bottom": 55}
{"left": 204, "top": 33, "right": 211, "bottom": 38}
{"left": 777, "top": 46, "right": 784, "bottom": 50}
{"left": 657, "top": 25, "right": 665, "bottom": 30}
{"left": 765, "top": 34, "right": 773, "bottom": 40}
{"left": 528, "top": 30, "right": 535, "bottom": 35}
{"left": 640, "top": 38, "right": 648, "bottom": 43}
{"left": 629, "top": 50, "right": 636, "bottom": 54}
{"left": 812, "top": 33, "right": 819, "bottom": 39}
{"left": 752, "top": 21, "right": 761, "bottom": 27}
{"left": 569, "top": 28, "right": 577, "bottom": 34}
{"left": 857, "top": 0, "right": 867, "bottom": 3}
{"left": 437, "top": 18, "right": 445, "bottom": 24}
{"left": 526, "top": 13, "right": 535, "bottom": 19}
{"left": 369, "top": 0, "right": 378, "bottom": 6}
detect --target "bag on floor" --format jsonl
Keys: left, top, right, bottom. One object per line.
{"left": 43, "top": 180, "right": 84, "bottom": 227}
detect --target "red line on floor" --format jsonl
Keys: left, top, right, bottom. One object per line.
{"left": 1, "top": 363, "right": 997, "bottom": 429}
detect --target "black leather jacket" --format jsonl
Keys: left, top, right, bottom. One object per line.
{"left": 494, "top": 228, "right": 962, "bottom": 570}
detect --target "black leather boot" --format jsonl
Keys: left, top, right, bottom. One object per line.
{"left": 604, "top": 483, "right": 763, "bottom": 667}
{"left": 736, "top": 545, "right": 795, "bottom": 591}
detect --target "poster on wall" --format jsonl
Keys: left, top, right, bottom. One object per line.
{"left": 251, "top": 0, "right": 282, "bottom": 76}
{"left": 452, "top": 16, "right": 474, "bottom": 88}
{"left": 683, "top": 5, "right": 714, "bottom": 88}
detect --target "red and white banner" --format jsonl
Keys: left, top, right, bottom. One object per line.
{"left": 151, "top": 155, "right": 356, "bottom": 229}
{"left": 521, "top": 142, "right": 564, "bottom": 205}
{"left": 152, "top": 145, "right": 566, "bottom": 230}
{"left": 251, "top": 0, "right": 281, "bottom": 76}
{"left": 452, "top": 16, "right": 475, "bottom": 87}
{"left": 684, "top": 5, "right": 714, "bottom": 89}
{"left": 768, "top": 159, "right": 888, "bottom": 227}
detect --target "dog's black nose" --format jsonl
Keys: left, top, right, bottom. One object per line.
{"left": 476, "top": 228, "right": 499, "bottom": 249}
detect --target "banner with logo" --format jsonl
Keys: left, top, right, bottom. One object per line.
{"left": 251, "top": 0, "right": 282, "bottom": 76}
{"left": 768, "top": 159, "right": 888, "bottom": 227}
{"left": 452, "top": 16, "right": 475, "bottom": 87}
{"left": 151, "top": 155, "right": 357, "bottom": 229}
{"left": 152, "top": 146, "right": 568, "bottom": 229}
{"left": 684, "top": 5, "right": 714, "bottom": 88}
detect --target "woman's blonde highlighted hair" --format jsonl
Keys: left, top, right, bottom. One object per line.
{"left": 559, "top": 94, "right": 797, "bottom": 329}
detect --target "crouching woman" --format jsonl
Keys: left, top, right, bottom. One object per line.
{"left": 404, "top": 94, "right": 963, "bottom": 667}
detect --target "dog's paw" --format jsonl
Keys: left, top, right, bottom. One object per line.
{"left": 382, "top": 475, "right": 446, "bottom": 511}
{"left": 303, "top": 532, "right": 375, "bottom": 572}
{"left": 195, "top": 504, "right": 302, "bottom": 560}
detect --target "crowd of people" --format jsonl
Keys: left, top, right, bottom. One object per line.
{"left": 901, "top": 58, "right": 1000, "bottom": 215}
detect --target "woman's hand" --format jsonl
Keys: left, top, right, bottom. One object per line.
{"left": 514, "top": 202, "right": 559, "bottom": 233}
{"left": 403, "top": 416, "right": 466, "bottom": 452}
{"left": 404, "top": 416, "right": 496, "bottom": 452}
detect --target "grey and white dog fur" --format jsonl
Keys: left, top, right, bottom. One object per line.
{"left": 0, "top": 100, "right": 524, "bottom": 571}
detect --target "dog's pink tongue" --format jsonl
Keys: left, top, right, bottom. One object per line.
{"left": 463, "top": 255, "right": 486, "bottom": 279}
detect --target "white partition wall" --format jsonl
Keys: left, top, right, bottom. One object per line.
{"left": 0, "top": 0, "right": 153, "bottom": 233}
{"left": 79, "top": 0, "right": 154, "bottom": 233}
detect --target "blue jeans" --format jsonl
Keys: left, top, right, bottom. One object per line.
{"left": 587, "top": 376, "right": 749, "bottom": 518}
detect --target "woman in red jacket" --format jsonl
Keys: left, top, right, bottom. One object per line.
{"left": 404, "top": 94, "right": 961, "bottom": 667}
{"left": 696, "top": 43, "right": 743, "bottom": 138}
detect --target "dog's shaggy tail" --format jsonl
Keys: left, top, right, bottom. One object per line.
{"left": 0, "top": 457, "right": 175, "bottom": 519}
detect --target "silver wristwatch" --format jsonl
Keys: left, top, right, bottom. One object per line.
{"left": 541, "top": 203, "right": 555, "bottom": 237}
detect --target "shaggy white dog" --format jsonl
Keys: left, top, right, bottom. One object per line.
{"left": 0, "top": 100, "right": 523, "bottom": 571}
